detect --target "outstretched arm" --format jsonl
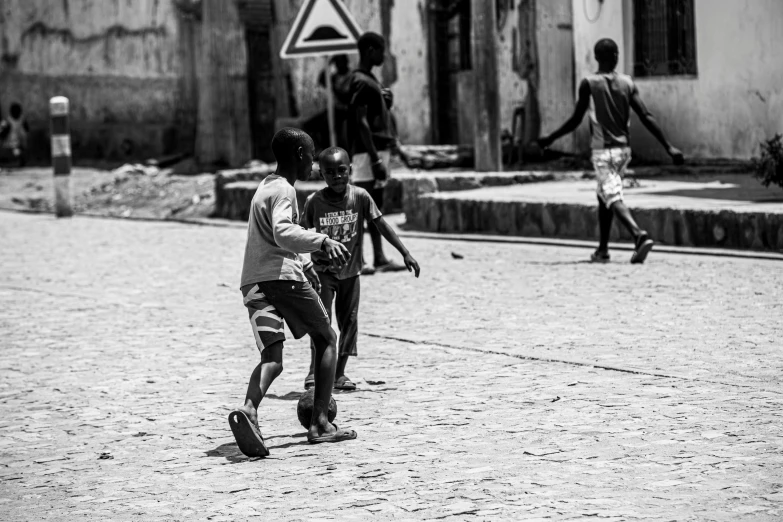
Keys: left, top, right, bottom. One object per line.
{"left": 372, "top": 217, "right": 420, "bottom": 277}
{"left": 538, "top": 79, "right": 591, "bottom": 148}
{"left": 630, "top": 85, "right": 684, "bottom": 164}
{"left": 270, "top": 197, "right": 326, "bottom": 254}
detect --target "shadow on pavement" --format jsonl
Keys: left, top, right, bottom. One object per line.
{"left": 265, "top": 391, "right": 302, "bottom": 401}
{"left": 268, "top": 438, "right": 311, "bottom": 450}
{"left": 207, "top": 433, "right": 311, "bottom": 462}
{"left": 205, "top": 443, "right": 258, "bottom": 463}
{"left": 524, "top": 260, "right": 593, "bottom": 266}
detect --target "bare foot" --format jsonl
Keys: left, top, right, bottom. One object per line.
{"left": 307, "top": 421, "right": 337, "bottom": 440}
{"left": 238, "top": 403, "right": 258, "bottom": 428}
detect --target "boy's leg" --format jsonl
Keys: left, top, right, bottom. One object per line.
{"left": 256, "top": 280, "right": 355, "bottom": 442}
{"left": 355, "top": 152, "right": 404, "bottom": 272}
{"left": 240, "top": 341, "right": 284, "bottom": 427}
{"left": 309, "top": 325, "right": 340, "bottom": 436}
{"left": 597, "top": 196, "right": 613, "bottom": 250}
{"left": 592, "top": 196, "right": 613, "bottom": 262}
{"left": 334, "top": 275, "right": 360, "bottom": 388}
{"left": 306, "top": 273, "right": 337, "bottom": 388}
{"left": 610, "top": 200, "right": 642, "bottom": 239}
{"left": 231, "top": 284, "right": 290, "bottom": 457}
{"left": 595, "top": 148, "right": 653, "bottom": 263}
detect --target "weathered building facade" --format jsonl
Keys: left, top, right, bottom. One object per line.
{"left": 0, "top": 0, "right": 195, "bottom": 161}
{"left": 2, "top": 0, "right": 779, "bottom": 165}
{"left": 574, "top": 0, "right": 783, "bottom": 161}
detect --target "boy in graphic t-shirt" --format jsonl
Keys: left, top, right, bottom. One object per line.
{"left": 301, "top": 146, "right": 421, "bottom": 390}
{"left": 230, "top": 128, "right": 356, "bottom": 457}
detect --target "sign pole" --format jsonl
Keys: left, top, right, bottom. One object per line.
{"left": 279, "top": 0, "right": 362, "bottom": 149}
{"left": 324, "top": 55, "right": 337, "bottom": 147}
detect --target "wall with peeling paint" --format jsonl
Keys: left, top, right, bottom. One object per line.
{"left": 0, "top": 0, "right": 191, "bottom": 161}
{"left": 573, "top": 0, "right": 783, "bottom": 160}
{"left": 496, "top": 1, "right": 528, "bottom": 140}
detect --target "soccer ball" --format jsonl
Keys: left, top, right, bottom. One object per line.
{"left": 296, "top": 388, "right": 337, "bottom": 429}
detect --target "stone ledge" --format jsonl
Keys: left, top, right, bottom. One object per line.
{"left": 406, "top": 194, "right": 783, "bottom": 252}
{"left": 214, "top": 168, "right": 585, "bottom": 221}
{"left": 398, "top": 170, "right": 585, "bottom": 233}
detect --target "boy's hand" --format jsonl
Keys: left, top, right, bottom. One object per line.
{"left": 382, "top": 88, "right": 394, "bottom": 109}
{"left": 403, "top": 253, "right": 420, "bottom": 278}
{"left": 667, "top": 146, "right": 684, "bottom": 165}
{"left": 371, "top": 160, "right": 388, "bottom": 182}
{"left": 322, "top": 238, "right": 350, "bottom": 267}
{"left": 305, "top": 266, "right": 321, "bottom": 293}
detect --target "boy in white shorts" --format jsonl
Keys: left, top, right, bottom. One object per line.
{"left": 347, "top": 32, "right": 406, "bottom": 274}
{"left": 538, "top": 38, "right": 684, "bottom": 263}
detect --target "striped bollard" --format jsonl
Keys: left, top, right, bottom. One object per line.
{"left": 50, "top": 96, "right": 73, "bottom": 218}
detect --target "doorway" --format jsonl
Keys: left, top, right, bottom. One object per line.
{"left": 242, "top": 0, "right": 277, "bottom": 161}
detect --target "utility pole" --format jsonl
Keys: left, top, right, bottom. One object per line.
{"left": 197, "top": 0, "right": 252, "bottom": 167}
{"left": 471, "top": 0, "right": 502, "bottom": 171}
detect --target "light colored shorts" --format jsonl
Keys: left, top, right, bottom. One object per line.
{"left": 351, "top": 150, "right": 391, "bottom": 185}
{"left": 591, "top": 147, "right": 631, "bottom": 206}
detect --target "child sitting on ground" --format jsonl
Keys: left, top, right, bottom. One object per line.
{"left": 3, "top": 103, "right": 30, "bottom": 167}
{"left": 301, "top": 146, "right": 420, "bottom": 390}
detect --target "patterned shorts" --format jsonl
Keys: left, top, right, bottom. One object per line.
{"left": 591, "top": 147, "right": 632, "bottom": 206}
{"left": 241, "top": 280, "right": 330, "bottom": 352}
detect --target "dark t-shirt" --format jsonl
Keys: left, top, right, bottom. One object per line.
{"left": 302, "top": 185, "right": 382, "bottom": 279}
{"left": 347, "top": 69, "right": 396, "bottom": 156}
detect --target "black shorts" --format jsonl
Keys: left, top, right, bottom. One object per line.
{"left": 241, "top": 280, "right": 330, "bottom": 352}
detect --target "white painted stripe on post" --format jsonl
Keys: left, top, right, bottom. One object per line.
{"left": 50, "top": 96, "right": 69, "bottom": 116}
{"left": 51, "top": 136, "right": 72, "bottom": 157}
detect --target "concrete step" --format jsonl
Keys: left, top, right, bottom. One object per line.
{"left": 215, "top": 178, "right": 404, "bottom": 221}
{"left": 404, "top": 179, "right": 783, "bottom": 252}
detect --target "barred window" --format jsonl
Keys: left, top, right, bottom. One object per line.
{"left": 633, "top": 0, "right": 697, "bottom": 77}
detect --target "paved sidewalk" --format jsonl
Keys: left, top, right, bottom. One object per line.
{"left": 433, "top": 178, "right": 783, "bottom": 213}
{"left": 1, "top": 211, "right": 782, "bottom": 521}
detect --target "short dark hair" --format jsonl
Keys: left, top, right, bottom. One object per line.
{"left": 319, "top": 146, "right": 349, "bottom": 162}
{"left": 9, "top": 102, "right": 22, "bottom": 118}
{"left": 594, "top": 38, "right": 618, "bottom": 62}
{"left": 271, "top": 127, "right": 313, "bottom": 164}
{"left": 358, "top": 32, "right": 385, "bottom": 54}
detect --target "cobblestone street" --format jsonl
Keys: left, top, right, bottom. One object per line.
{"left": 1, "top": 211, "right": 782, "bottom": 521}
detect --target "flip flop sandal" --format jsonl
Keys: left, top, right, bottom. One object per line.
{"left": 228, "top": 410, "right": 269, "bottom": 458}
{"left": 308, "top": 425, "right": 358, "bottom": 444}
{"left": 304, "top": 375, "right": 315, "bottom": 390}
{"left": 334, "top": 376, "right": 356, "bottom": 390}
{"left": 631, "top": 238, "right": 654, "bottom": 264}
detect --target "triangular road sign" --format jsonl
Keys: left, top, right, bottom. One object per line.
{"left": 280, "top": 0, "right": 363, "bottom": 59}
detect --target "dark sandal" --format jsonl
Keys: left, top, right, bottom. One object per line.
{"left": 228, "top": 410, "right": 269, "bottom": 458}
{"left": 308, "top": 425, "right": 358, "bottom": 444}
{"left": 334, "top": 376, "right": 356, "bottom": 390}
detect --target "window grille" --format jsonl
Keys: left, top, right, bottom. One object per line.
{"left": 633, "top": 0, "right": 697, "bottom": 77}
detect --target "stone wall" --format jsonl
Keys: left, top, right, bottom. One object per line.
{"left": 0, "top": 0, "right": 196, "bottom": 162}
{"left": 408, "top": 194, "right": 783, "bottom": 252}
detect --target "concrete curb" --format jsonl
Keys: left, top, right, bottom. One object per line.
{"left": 404, "top": 193, "right": 783, "bottom": 254}
{"left": 4, "top": 207, "right": 781, "bottom": 261}
{"left": 396, "top": 228, "right": 783, "bottom": 261}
